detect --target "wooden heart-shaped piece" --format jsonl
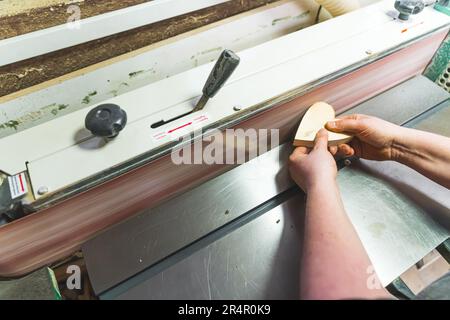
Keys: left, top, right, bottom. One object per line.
{"left": 293, "top": 102, "right": 353, "bottom": 147}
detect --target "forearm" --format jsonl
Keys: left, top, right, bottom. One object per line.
{"left": 300, "top": 182, "right": 390, "bottom": 299}
{"left": 393, "top": 128, "right": 450, "bottom": 188}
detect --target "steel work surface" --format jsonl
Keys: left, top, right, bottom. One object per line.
{"left": 82, "top": 76, "right": 450, "bottom": 299}
{"left": 118, "top": 195, "right": 305, "bottom": 300}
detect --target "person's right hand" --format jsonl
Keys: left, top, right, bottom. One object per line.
{"left": 325, "top": 114, "right": 404, "bottom": 161}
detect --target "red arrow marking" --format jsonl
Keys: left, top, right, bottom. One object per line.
{"left": 168, "top": 122, "right": 192, "bottom": 133}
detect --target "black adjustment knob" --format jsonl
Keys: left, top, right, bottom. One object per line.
{"left": 85, "top": 104, "right": 127, "bottom": 138}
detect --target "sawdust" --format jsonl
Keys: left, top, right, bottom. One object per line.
{"left": 82, "top": 91, "right": 97, "bottom": 104}
{"left": 0, "top": 0, "right": 84, "bottom": 17}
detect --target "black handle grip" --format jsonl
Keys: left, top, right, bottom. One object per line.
{"left": 202, "top": 49, "right": 240, "bottom": 98}
{"left": 85, "top": 104, "right": 127, "bottom": 138}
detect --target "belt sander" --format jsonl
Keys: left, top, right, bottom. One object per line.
{"left": 0, "top": 0, "right": 448, "bottom": 277}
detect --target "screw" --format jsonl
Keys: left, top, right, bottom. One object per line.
{"left": 233, "top": 106, "right": 242, "bottom": 112}
{"left": 37, "top": 186, "right": 49, "bottom": 195}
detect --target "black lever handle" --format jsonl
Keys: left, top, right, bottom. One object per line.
{"left": 192, "top": 49, "right": 240, "bottom": 112}
{"left": 203, "top": 49, "right": 240, "bottom": 98}
{"left": 85, "top": 104, "right": 127, "bottom": 138}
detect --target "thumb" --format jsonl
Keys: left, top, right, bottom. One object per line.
{"left": 313, "top": 128, "right": 329, "bottom": 150}
{"left": 326, "top": 118, "right": 364, "bottom": 133}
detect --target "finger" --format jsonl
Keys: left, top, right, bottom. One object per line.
{"left": 313, "top": 128, "right": 329, "bottom": 151}
{"left": 325, "top": 117, "right": 365, "bottom": 134}
{"left": 296, "top": 146, "right": 310, "bottom": 155}
{"left": 329, "top": 145, "right": 338, "bottom": 155}
{"left": 336, "top": 144, "right": 355, "bottom": 158}
{"left": 348, "top": 139, "right": 363, "bottom": 158}
{"left": 335, "top": 114, "right": 364, "bottom": 121}
{"left": 290, "top": 146, "right": 310, "bottom": 159}
{"left": 331, "top": 145, "right": 350, "bottom": 160}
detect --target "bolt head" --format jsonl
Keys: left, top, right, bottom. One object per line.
{"left": 37, "top": 186, "right": 49, "bottom": 195}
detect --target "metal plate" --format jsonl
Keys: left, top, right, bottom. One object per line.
{"left": 338, "top": 159, "right": 450, "bottom": 286}
{"left": 116, "top": 195, "right": 305, "bottom": 300}
{"left": 84, "top": 143, "right": 294, "bottom": 294}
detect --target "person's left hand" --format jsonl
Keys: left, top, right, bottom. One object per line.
{"left": 288, "top": 129, "right": 338, "bottom": 193}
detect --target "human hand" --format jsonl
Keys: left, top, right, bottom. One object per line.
{"left": 289, "top": 129, "right": 337, "bottom": 193}
{"left": 325, "top": 114, "right": 404, "bottom": 161}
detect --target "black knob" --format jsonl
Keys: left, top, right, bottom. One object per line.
{"left": 85, "top": 104, "right": 127, "bottom": 138}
